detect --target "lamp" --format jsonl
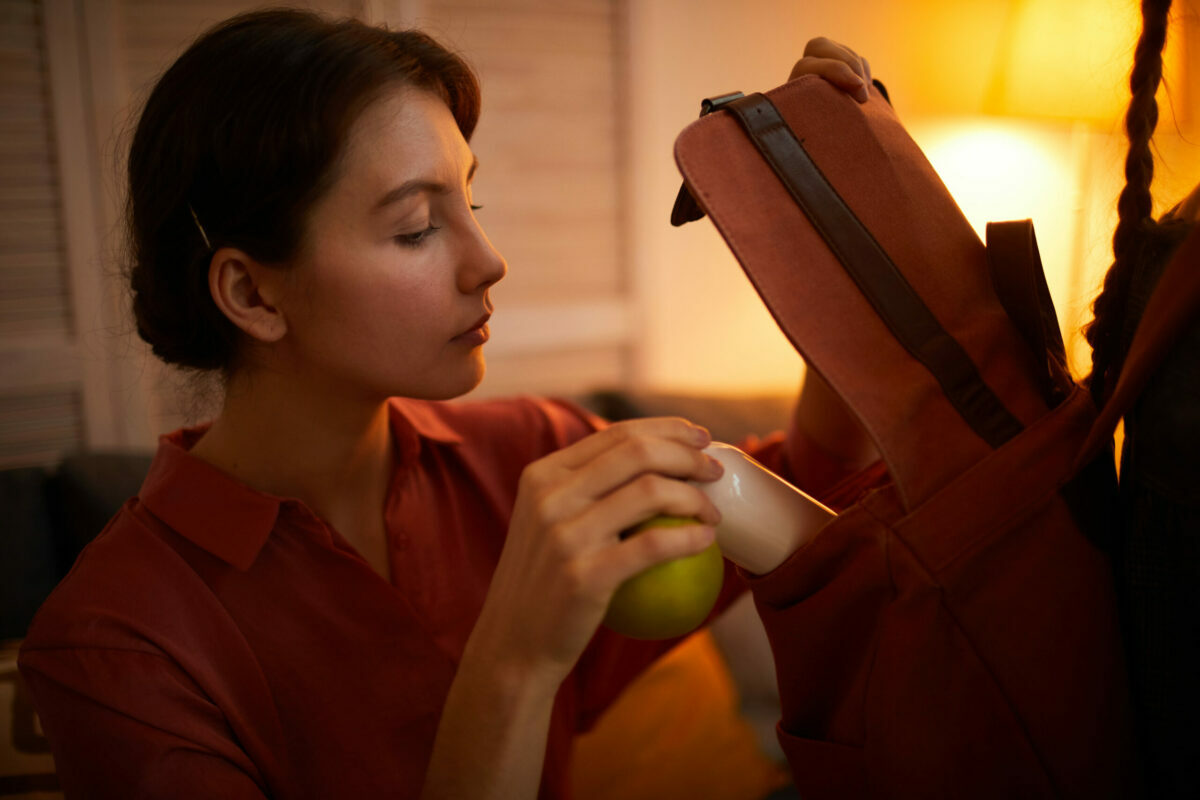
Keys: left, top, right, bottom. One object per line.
{"left": 981, "top": 0, "right": 1189, "bottom": 127}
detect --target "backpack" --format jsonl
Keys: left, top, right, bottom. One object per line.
{"left": 670, "top": 75, "right": 1136, "bottom": 798}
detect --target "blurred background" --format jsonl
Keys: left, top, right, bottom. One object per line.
{"left": 1, "top": 0, "right": 1198, "bottom": 467}
{"left": 1, "top": 3, "right": 1198, "bottom": 797}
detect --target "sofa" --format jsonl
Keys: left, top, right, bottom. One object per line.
{"left": 2, "top": 451, "right": 154, "bottom": 798}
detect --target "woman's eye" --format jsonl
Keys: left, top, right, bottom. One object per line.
{"left": 394, "top": 224, "right": 441, "bottom": 248}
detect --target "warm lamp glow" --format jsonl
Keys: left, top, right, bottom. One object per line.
{"left": 911, "top": 119, "right": 1084, "bottom": 345}
{"left": 917, "top": 124, "right": 1075, "bottom": 236}
{"left": 983, "top": 0, "right": 1188, "bottom": 125}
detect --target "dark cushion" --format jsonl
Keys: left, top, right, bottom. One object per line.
{"left": 46, "top": 452, "right": 154, "bottom": 574}
{"left": 0, "top": 467, "right": 58, "bottom": 640}
{"left": 0, "top": 452, "right": 152, "bottom": 640}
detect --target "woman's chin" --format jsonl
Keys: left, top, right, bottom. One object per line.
{"left": 409, "top": 355, "right": 487, "bottom": 401}
{"left": 452, "top": 352, "right": 487, "bottom": 396}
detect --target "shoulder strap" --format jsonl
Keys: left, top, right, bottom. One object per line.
{"left": 719, "top": 92, "right": 1024, "bottom": 449}
{"left": 1077, "top": 223, "right": 1200, "bottom": 467}
{"left": 985, "top": 220, "right": 1074, "bottom": 407}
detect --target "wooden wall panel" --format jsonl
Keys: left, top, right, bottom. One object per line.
{"left": 422, "top": 0, "right": 632, "bottom": 400}
{"left": 0, "top": 0, "right": 70, "bottom": 340}
{"left": 0, "top": 387, "right": 81, "bottom": 468}
{"left": 424, "top": 0, "right": 625, "bottom": 305}
{"left": 0, "top": 0, "right": 84, "bottom": 468}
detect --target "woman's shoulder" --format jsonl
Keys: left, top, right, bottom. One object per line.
{"left": 20, "top": 500, "right": 221, "bottom": 656}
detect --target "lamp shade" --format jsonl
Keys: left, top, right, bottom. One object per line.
{"left": 982, "top": 0, "right": 1188, "bottom": 126}
{"left": 866, "top": 0, "right": 1192, "bottom": 127}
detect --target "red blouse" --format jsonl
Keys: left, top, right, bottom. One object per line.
{"left": 18, "top": 396, "right": 872, "bottom": 799}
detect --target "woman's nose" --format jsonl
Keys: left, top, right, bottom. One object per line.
{"left": 458, "top": 217, "right": 508, "bottom": 294}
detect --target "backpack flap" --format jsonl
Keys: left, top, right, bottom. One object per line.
{"left": 673, "top": 77, "right": 1049, "bottom": 510}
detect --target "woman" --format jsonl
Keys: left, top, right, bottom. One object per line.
{"left": 18, "top": 10, "right": 879, "bottom": 799}
{"left": 1083, "top": 0, "right": 1199, "bottom": 795}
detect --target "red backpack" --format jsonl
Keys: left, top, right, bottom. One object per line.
{"left": 671, "top": 76, "right": 1135, "bottom": 798}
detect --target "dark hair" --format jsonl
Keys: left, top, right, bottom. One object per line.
{"left": 126, "top": 8, "right": 480, "bottom": 371}
{"left": 1083, "top": 0, "right": 1191, "bottom": 402}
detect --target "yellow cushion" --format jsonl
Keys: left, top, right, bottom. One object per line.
{"left": 569, "top": 630, "right": 790, "bottom": 800}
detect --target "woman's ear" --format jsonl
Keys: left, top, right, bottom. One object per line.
{"left": 207, "top": 248, "right": 288, "bottom": 343}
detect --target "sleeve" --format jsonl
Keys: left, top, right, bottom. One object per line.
{"left": 18, "top": 646, "right": 268, "bottom": 800}
{"left": 477, "top": 395, "right": 608, "bottom": 462}
{"left": 536, "top": 395, "right": 609, "bottom": 442}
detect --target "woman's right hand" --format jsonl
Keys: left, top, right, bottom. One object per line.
{"left": 465, "top": 417, "right": 725, "bottom": 689}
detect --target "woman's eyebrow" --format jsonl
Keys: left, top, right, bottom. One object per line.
{"left": 372, "top": 156, "right": 479, "bottom": 213}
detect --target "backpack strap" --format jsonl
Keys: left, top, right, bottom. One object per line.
{"left": 1077, "top": 223, "right": 1200, "bottom": 467}
{"left": 985, "top": 220, "right": 1074, "bottom": 408}
{"left": 718, "top": 92, "right": 1024, "bottom": 449}
{"left": 983, "top": 220, "right": 1121, "bottom": 549}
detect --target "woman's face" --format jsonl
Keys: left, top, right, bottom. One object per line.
{"left": 273, "top": 85, "right": 506, "bottom": 402}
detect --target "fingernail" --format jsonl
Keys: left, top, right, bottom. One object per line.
{"left": 691, "top": 426, "right": 712, "bottom": 446}
{"left": 704, "top": 456, "right": 724, "bottom": 478}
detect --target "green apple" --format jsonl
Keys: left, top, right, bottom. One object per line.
{"left": 601, "top": 515, "right": 725, "bottom": 640}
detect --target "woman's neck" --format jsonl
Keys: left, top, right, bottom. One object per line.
{"left": 189, "top": 367, "right": 396, "bottom": 541}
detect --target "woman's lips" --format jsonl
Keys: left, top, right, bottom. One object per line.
{"left": 453, "top": 313, "right": 491, "bottom": 345}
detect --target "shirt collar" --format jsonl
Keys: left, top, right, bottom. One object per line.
{"left": 138, "top": 424, "right": 282, "bottom": 571}
{"left": 138, "top": 400, "right": 462, "bottom": 571}
{"left": 388, "top": 397, "right": 464, "bottom": 446}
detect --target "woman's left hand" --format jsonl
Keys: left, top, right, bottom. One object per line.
{"left": 789, "top": 37, "right": 873, "bottom": 103}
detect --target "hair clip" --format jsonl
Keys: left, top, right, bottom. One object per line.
{"left": 188, "top": 204, "right": 213, "bottom": 251}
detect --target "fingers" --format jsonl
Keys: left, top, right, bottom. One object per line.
{"left": 546, "top": 417, "right": 711, "bottom": 472}
{"left": 791, "top": 58, "right": 870, "bottom": 103}
{"left": 528, "top": 419, "right": 715, "bottom": 525}
{"left": 512, "top": 415, "right": 722, "bottom": 600}
{"left": 548, "top": 433, "right": 723, "bottom": 521}
{"left": 791, "top": 36, "right": 872, "bottom": 104}
{"left": 516, "top": 416, "right": 721, "bottom": 543}
{"left": 525, "top": 417, "right": 716, "bottom": 522}
{"left": 801, "top": 37, "right": 866, "bottom": 79}
{"left": 583, "top": 519, "right": 718, "bottom": 591}
{"left": 569, "top": 471, "right": 722, "bottom": 547}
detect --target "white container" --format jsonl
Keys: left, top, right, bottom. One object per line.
{"left": 693, "top": 442, "right": 836, "bottom": 575}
